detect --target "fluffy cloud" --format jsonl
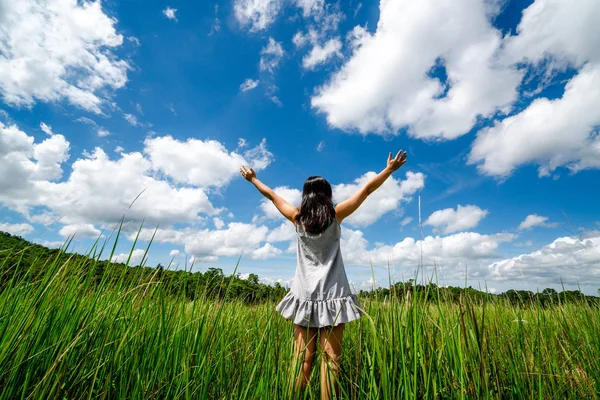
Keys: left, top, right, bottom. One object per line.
{"left": 234, "top": 0, "right": 281, "bottom": 32}
{"left": 112, "top": 249, "right": 146, "bottom": 265}
{"left": 303, "top": 38, "right": 342, "bottom": 70}
{"left": 259, "top": 38, "right": 284, "bottom": 73}
{"left": 0, "top": 121, "right": 276, "bottom": 234}
{"left": 240, "top": 79, "right": 259, "bottom": 92}
{"left": 469, "top": 63, "right": 600, "bottom": 177}
{"left": 266, "top": 222, "right": 296, "bottom": 242}
{"left": 249, "top": 243, "right": 283, "bottom": 259}
{"left": 341, "top": 228, "right": 516, "bottom": 273}
{"left": 162, "top": 7, "right": 177, "bottom": 21}
{"left": 517, "top": 214, "right": 558, "bottom": 231}
{"left": 488, "top": 235, "right": 600, "bottom": 284}
{"left": 260, "top": 171, "right": 425, "bottom": 227}
{"left": 333, "top": 171, "right": 425, "bottom": 227}
{"left": 0, "top": 0, "right": 129, "bottom": 113}
{"left": 145, "top": 136, "right": 272, "bottom": 188}
{"left": 425, "top": 205, "right": 488, "bottom": 234}
{"left": 311, "top": 0, "right": 521, "bottom": 139}
{"left": 58, "top": 223, "right": 102, "bottom": 239}
{"left": 0, "top": 222, "right": 34, "bottom": 236}
{"left": 469, "top": 0, "right": 600, "bottom": 178}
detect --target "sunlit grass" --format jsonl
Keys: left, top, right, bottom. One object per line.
{"left": 0, "top": 239, "right": 599, "bottom": 399}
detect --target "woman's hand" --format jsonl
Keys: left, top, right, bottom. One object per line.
{"left": 386, "top": 150, "right": 407, "bottom": 172}
{"left": 240, "top": 166, "right": 256, "bottom": 182}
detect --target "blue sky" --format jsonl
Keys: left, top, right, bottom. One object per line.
{"left": 1, "top": 0, "right": 599, "bottom": 295}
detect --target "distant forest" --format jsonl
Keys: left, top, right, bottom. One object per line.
{"left": 0, "top": 231, "right": 597, "bottom": 306}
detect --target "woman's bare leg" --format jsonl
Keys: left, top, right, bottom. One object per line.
{"left": 319, "top": 323, "right": 345, "bottom": 400}
{"left": 293, "top": 324, "right": 318, "bottom": 396}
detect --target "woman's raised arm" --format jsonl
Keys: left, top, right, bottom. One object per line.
{"left": 240, "top": 166, "right": 298, "bottom": 224}
{"left": 335, "top": 150, "right": 407, "bottom": 224}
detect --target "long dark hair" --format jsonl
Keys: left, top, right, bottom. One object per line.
{"left": 295, "top": 176, "right": 336, "bottom": 234}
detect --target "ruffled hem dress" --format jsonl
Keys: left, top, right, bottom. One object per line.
{"left": 275, "top": 219, "right": 364, "bottom": 328}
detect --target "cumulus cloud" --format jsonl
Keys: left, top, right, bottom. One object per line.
{"left": 333, "top": 171, "right": 425, "bottom": 227}
{"left": 311, "top": 0, "right": 521, "bottom": 139}
{"left": 58, "top": 223, "right": 102, "bottom": 239}
{"left": 260, "top": 171, "right": 425, "bottom": 227}
{"left": 0, "top": 0, "right": 129, "bottom": 113}
{"left": 0, "top": 222, "right": 34, "bottom": 236}
{"left": 259, "top": 38, "right": 285, "bottom": 73}
{"left": 128, "top": 222, "right": 272, "bottom": 261}
{"left": 341, "top": 228, "right": 516, "bottom": 275}
{"left": 249, "top": 243, "right": 283, "bottom": 259}
{"left": 266, "top": 222, "right": 296, "bottom": 242}
{"left": 0, "top": 121, "right": 276, "bottom": 236}
{"left": 425, "top": 205, "right": 488, "bottom": 234}
{"left": 234, "top": 0, "right": 281, "bottom": 32}
{"left": 488, "top": 235, "right": 600, "bottom": 284}
{"left": 169, "top": 249, "right": 181, "bottom": 257}
{"left": 240, "top": 79, "right": 259, "bottom": 92}
{"left": 517, "top": 214, "right": 558, "bottom": 231}
{"left": 112, "top": 249, "right": 146, "bottom": 265}
{"left": 145, "top": 136, "right": 273, "bottom": 188}
{"left": 469, "top": 0, "right": 600, "bottom": 178}
{"left": 303, "top": 38, "right": 342, "bottom": 70}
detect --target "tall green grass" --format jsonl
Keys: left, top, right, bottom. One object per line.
{"left": 0, "top": 242, "right": 599, "bottom": 399}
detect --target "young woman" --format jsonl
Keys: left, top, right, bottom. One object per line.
{"left": 240, "top": 150, "right": 407, "bottom": 399}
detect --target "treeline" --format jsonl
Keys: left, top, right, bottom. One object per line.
{"left": 359, "top": 280, "right": 600, "bottom": 307}
{"left": 0, "top": 231, "right": 286, "bottom": 304}
{"left": 1, "top": 231, "right": 598, "bottom": 307}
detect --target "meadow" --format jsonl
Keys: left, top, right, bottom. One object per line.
{"left": 0, "top": 235, "right": 599, "bottom": 399}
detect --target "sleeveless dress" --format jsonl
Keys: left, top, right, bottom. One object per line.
{"left": 275, "top": 219, "right": 364, "bottom": 328}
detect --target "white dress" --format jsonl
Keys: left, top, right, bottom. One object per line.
{"left": 275, "top": 219, "right": 364, "bottom": 328}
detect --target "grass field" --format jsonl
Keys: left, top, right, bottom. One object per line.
{"left": 1, "top": 244, "right": 599, "bottom": 399}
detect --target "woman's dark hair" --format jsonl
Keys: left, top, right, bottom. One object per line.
{"left": 295, "top": 176, "right": 335, "bottom": 234}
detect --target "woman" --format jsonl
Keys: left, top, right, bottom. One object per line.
{"left": 240, "top": 150, "right": 407, "bottom": 399}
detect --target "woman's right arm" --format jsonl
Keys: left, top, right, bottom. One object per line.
{"left": 335, "top": 150, "right": 407, "bottom": 224}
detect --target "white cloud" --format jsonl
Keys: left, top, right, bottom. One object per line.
{"left": 469, "top": 63, "right": 600, "bottom": 178}
{"left": 266, "top": 222, "right": 296, "bottom": 242}
{"left": 341, "top": 228, "right": 516, "bottom": 274}
{"left": 0, "top": 222, "right": 34, "bottom": 236}
{"left": 123, "top": 113, "right": 140, "bottom": 127}
{"left": 234, "top": 0, "right": 281, "bottom": 32}
{"left": 75, "top": 117, "right": 109, "bottom": 137}
{"left": 468, "top": 0, "right": 600, "bottom": 178}
{"left": 0, "top": 0, "right": 129, "bottom": 113}
{"left": 0, "top": 121, "right": 249, "bottom": 231}
{"left": 311, "top": 0, "right": 522, "bottom": 139}
{"left": 213, "top": 217, "right": 225, "bottom": 229}
{"left": 517, "top": 214, "right": 558, "bottom": 231}
{"left": 260, "top": 171, "right": 425, "bottom": 227}
{"left": 259, "top": 38, "right": 284, "bottom": 73}
{"left": 135, "top": 103, "right": 144, "bottom": 115}
{"left": 400, "top": 217, "right": 413, "bottom": 226}
{"left": 97, "top": 128, "right": 110, "bottom": 137}
{"left": 249, "top": 243, "right": 283, "bottom": 259}
{"left": 240, "top": 79, "right": 259, "bottom": 92}
{"left": 489, "top": 235, "right": 600, "bottom": 284}
{"left": 302, "top": 38, "right": 342, "bottom": 70}
{"left": 112, "top": 249, "right": 146, "bottom": 264}
{"left": 295, "top": 0, "right": 324, "bottom": 18}
{"left": 425, "top": 205, "right": 488, "bottom": 234}
{"left": 58, "top": 223, "right": 101, "bottom": 239}
{"left": 163, "top": 7, "right": 178, "bottom": 21}
{"left": 144, "top": 136, "right": 273, "bottom": 187}
{"left": 133, "top": 222, "right": 271, "bottom": 261}
{"left": 169, "top": 249, "right": 181, "bottom": 257}
{"left": 333, "top": 171, "right": 425, "bottom": 227}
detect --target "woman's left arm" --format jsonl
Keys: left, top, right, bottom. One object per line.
{"left": 240, "top": 166, "right": 298, "bottom": 224}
